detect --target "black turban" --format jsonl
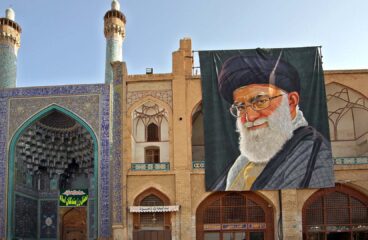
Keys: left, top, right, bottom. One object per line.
{"left": 218, "top": 55, "right": 300, "bottom": 103}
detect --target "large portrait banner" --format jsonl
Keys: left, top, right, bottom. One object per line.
{"left": 199, "top": 47, "right": 335, "bottom": 191}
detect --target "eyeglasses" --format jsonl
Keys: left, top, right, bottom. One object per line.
{"left": 229, "top": 94, "right": 284, "bottom": 118}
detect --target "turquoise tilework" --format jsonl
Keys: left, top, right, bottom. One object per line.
{"left": 105, "top": 38, "right": 122, "bottom": 84}
{"left": 0, "top": 84, "right": 112, "bottom": 238}
{"left": 0, "top": 44, "right": 16, "bottom": 88}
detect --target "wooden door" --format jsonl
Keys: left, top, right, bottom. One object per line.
{"left": 61, "top": 207, "right": 87, "bottom": 240}
{"left": 133, "top": 229, "right": 172, "bottom": 240}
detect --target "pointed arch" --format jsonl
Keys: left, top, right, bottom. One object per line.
{"left": 128, "top": 96, "right": 172, "bottom": 118}
{"left": 129, "top": 97, "right": 171, "bottom": 165}
{"left": 147, "top": 123, "right": 160, "bottom": 142}
{"left": 326, "top": 82, "right": 368, "bottom": 141}
{"left": 302, "top": 184, "right": 368, "bottom": 239}
{"left": 130, "top": 97, "right": 170, "bottom": 142}
{"left": 134, "top": 187, "right": 171, "bottom": 206}
{"left": 7, "top": 104, "right": 99, "bottom": 239}
{"left": 191, "top": 101, "right": 205, "bottom": 163}
{"left": 132, "top": 188, "right": 172, "bottom": 238}
{"left": 326, "top": 81, "right": 368, "bottom": 99}
{"left": 195, "top": 191, "right": 275, "bottom": 240}
{"left": 191, "top": 100, "right": 203, "bottom": 123}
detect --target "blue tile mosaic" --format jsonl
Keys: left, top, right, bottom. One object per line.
{"left": 89, "top": 199, "right": 97, "bottom": 239}
{"left": 0, "top": 84, "right": 112, "bottom": 238}
{"left": 40, "top": 200, "right": 58, "bottom": 238}
{"left": 0, "top": 44, "right": 17, "bottom": 88}
{"left": 105, "top": 39, "right": 122, "bottom": 84}
{"left": 112, "top": 64, "right": 123, "bottom": 224}
{"left": 14, "top": 194, "right": 37, "bottom": 238}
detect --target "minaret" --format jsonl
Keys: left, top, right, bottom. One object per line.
{"left": 104, "top": 0, "right": 126, "bottom": 84}
{"left": 0, "top": 8, "right": 21, "bottom": 88}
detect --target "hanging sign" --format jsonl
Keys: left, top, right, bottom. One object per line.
{"left": 59, "top": 189, "right": 89, "bottom": 207}
{"left": 129, "top": 205, "right": 180, "bottom": 213}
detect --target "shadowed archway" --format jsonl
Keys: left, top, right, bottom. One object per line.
{"left": 7, "top": 104, "right": 99, "bottom": 239}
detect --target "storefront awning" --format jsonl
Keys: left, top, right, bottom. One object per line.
{"left": 129, "top": 205, "right": 180, "bottom": 213}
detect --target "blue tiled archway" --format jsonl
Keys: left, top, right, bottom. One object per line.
{"left": 7, "top": 104, "right": 98, "bottom": 239}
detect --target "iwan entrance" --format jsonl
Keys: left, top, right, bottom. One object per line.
{"left": 8, "top": 107, "right": 98, "bottom": 239}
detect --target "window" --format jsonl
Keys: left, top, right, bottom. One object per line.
{"left": 303, "top": 184, "right": 368, "bottom": 240}
{"left": 147, "top": 123, "right": 159, "bottom": 142}
{"left": 196, "top": 192, "right": 274, "bottom": 240}
{"left": 145, "top": 147, "right": 160, "bottom": 163}
{"left": 133, "top": 103, "right": 167, "bottom": 142}
{"left": 131, "top": 102, "right": 169, "bottom": 164}
{"left": 140, "top": 195, "right": 164, "bottom": 227}
{"left": 133, "top": 188, "right": 172, "bottom": 239}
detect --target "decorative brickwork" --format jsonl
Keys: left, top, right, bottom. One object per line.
{"left": 127, "top": 90, "right": 172, "bottom": 109}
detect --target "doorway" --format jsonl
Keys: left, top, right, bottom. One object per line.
{"left": 196, "top": 192, "right": 274, "bottom": 240}
{"left": 60, "top": 207, "right": 87, "bottom": 240}
{"left": 8, "top": 106, "right": 98, "bottom": 239}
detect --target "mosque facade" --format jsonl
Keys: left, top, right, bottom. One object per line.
{"left": 0, "top": 1, "right": 368, "bottom": 240}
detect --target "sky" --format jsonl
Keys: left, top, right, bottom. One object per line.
{"left": 0, "top": 0, "right": 368, "bottom": 87}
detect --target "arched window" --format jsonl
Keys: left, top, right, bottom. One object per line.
{"left": 145, "top": 146, "right": 160, "bottom": 163}
{"left": 140, "top": 195, "right": 165, "bottom": 228}
{"left": 303, "top": 184, "right": 368, "bottom": 239}
{"left": 192, "top": 103, "right": 205, "bottom": 163}
{"left": 196, "top": 192, "right": 274, "bottom": 240}
{"left": 147, "top": 123, "right": 159, "bottom": 142}
{"left": 133, "top": 189, "right": 172, "bottom": 239}
{"left": 131, "top": 102, "right": 170, "bottom": 165}
{"left": 132, "top": 102, "right": 167, "bottom": 142}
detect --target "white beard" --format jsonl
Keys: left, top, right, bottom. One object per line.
{"left": 237, "top": 95, "right": 294, "bottom": 163}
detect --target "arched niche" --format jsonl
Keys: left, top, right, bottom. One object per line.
{"left": 326, "top": 82, "right": 368, "bottom": 156}
{"left": 132, "top": 188, "right": 172, "bottom": 240}
{"left": 191, "top": 102, "right": 205, "bottom": 163}
{"left": 7, "top": 104, "right": 98, "bottom": 239}
{"left": 131, "top": 101, "right": 169, "bottom": 164}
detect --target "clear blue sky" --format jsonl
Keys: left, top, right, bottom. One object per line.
{"left": 1, "top": 0, "right": 367, "bottom": 87}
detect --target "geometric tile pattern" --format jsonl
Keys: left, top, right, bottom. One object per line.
{"left": 14, "top": 194, "right": 37, "bottom": 239}
{"left": 89, "top": 199, "right": 96, "bottom": 239}
{"left": 8, "top": 94, "right": 100, "bottom": 139}
{"left": 40, "top": 200, "right": 58, "bottom": 239}
{"left": 0, "top": 45, "right": 16, "bottom": 88}
{"left": 112, "top": 64, "right": 123, "bottom": 224}
{"left": 0, "top": 84, "right": 111, "bottom": 238}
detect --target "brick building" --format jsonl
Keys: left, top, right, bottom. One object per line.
{"left": 0, "top": 1, "right": 367, "bottom": 239}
